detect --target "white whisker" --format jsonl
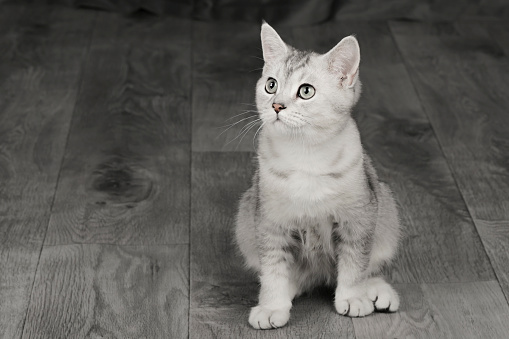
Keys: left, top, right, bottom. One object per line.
{"left": 216, "top": 115, "right": 258, "bottom": 138}
{"left": 252, "top": 122, "right": 266, "bottom": 149}
{"left": 236, "top": 120, "right": 261, "bottom": 150}
{"left": 224, "top": 110, "right": 258, "bottom": 122}
{"left": 224, "top": 119, "right": 261, "bottom": 147}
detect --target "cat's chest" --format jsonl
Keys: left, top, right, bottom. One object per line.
{"left": 259, "top": 155, "right": 364, "bottom": 219}
{"left": 277, "top": 170, "right": 343, "bottom": 197}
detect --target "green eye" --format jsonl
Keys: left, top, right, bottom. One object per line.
{"left": 265, "top": 78, "right": 278, "bottom": 94}
{"left": 298, "top": 84, "right": 315, "bottom": 99}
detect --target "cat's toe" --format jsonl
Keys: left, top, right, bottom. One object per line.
{"left": 249, "top": 305, "right": 290, "bottom": 330}
{"left": 360, "top": 296, "right": 376, "bottom": 316}
{"left": 375, "top": 291, "right": 399, "bottom": 312}
{"left": 367, "top": 278, "right": 400, "bottom": 312}
{"left": 335, "top": 299, "right": 350, "bottom": 315}
{"left": 335, "top": 297, "right": 374, "bottom": 317}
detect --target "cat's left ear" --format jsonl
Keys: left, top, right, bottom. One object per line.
{"left": 324, "top": 36, "right": 360, "bottom": 88}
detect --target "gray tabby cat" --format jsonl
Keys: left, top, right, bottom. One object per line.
{"left": 235, "top": 23, "right": 401, "bottom": 330}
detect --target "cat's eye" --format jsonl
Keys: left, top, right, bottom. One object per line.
{"left": 265, "top": 78, "right": 278, "bottom": 94}
{"left": 298, "top": 84, "right": 315, "bottom": 100}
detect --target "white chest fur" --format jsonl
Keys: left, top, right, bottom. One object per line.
{"left": 257, "top": 119, "right": 366, "bottom": 223}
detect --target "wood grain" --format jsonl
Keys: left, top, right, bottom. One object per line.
{"left": 190, "top": 152, "right": 354, "bottom": 338}
{"left": 475, "top": 219, "right": 509, "bottom": 303}
{"left": 292, "top": 21, "right": 494, "bottom": 284}
{"left": 0, "top": 245, "right": 41, "bottom": 339}
{"left": 422, "top": 281, "right": 509, "bottom": 337}
{"left": 390, "top": 21, "right": 509, "bottom": 299}
{"left": 22, "top": 244, "right": 189, "bottom": 339}
{"left": 353, "top": 281, "right": 509, "bottom": 338}
{"left": 0, "top": 5, "right": 95, "bottom": 243}
{"left": 44, "top": 12, "right": 192, "bottom": 245}
{"left": 0, "top": 5, "right": 95, "bottom": 338}
{"left": 389, "top": 20, "right": 509, "bottom": 226}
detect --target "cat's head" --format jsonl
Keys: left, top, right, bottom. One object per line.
{"left": 256, "top": 22, "right": 362, "bottom": 143}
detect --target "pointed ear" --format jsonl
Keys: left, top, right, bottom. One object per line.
{"left": 261, "top": 22, "right": 287, "bottom": 63}
{"left": 325, "top": 36, "right": 360, "bottom": 88}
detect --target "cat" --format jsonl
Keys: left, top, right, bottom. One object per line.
{"left": 234, "top": 22, "right": 401, "bottom": 330}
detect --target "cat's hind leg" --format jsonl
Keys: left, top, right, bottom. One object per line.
{"left": 235, "top": 185, "right": 261, "bottom": 271}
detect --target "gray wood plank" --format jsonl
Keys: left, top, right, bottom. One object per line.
{"left": 0, "top": 245, "right": 40, "bottom": 339}
{"left": 352, "top": 284, "right": 437, "bottom": 339}
{"left": 389, "top": 20, "right": 509, "bottom": 227}
{"left": 292, "top": 21, "right": 493, "bottom": 285}
{"left": 45, "top": 12, "right": 192, "bottom": 245}
{"left": 0, "top": 6, "right": 95, "bottom": 338}
{"left": 190, "top": 152, "right": 354, "bottom": 338}
{"left": 475, "top": 220, "right": 509, "bottom": 304}
{"left": 390, "top": 21, "right": 509, "bottom": 300}
{"left": 22, "top": 244, "right": 189, "bottom": 339}
{"left": 353, "top": 281, "right": 509, "bottom": 338}
{"left": 0, "top": 6, "right": 95, "bottom": 244}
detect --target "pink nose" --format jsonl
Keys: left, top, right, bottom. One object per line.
{"left": 272, "top": 103, "right": 286, "bottom": 113}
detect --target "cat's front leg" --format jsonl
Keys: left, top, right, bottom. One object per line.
{"left": 333, "top": 211, "right": 398, "bottom": 317}
{"left": 249, "top": 223, "right": 296, "bottom": 329}
{"left": 334, "top": 231, "right": 376, "bottom": 318}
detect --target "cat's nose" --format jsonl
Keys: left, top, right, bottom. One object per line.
{"left": 272, "top": 103, "right": 286, "bottom": 113}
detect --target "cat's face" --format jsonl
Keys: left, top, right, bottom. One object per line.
{"left": 256, "top": 23, "right": 361, "bottom": 142}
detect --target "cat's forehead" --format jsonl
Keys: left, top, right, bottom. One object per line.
{"left": 262, "top": 47, "right": 323, "bottom": 85}
{"left": 275, "top": 49, "right": 319, "bottom": 80}
{"left": 282, "top": 49, "right": 316, "bottom": 77}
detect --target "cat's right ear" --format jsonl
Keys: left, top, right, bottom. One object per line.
{"left": 324, "top": 36, "right": 361, "bottom": 89}
{"left": 261, "top": 22, "right": 287, "bottom": 64}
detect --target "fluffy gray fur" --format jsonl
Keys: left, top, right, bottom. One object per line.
{"left": 235, "top": 23, "right": 401, "bottom": 330}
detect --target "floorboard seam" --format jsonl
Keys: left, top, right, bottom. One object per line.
{"left": 41, "top": 242, "right": 190, "bottom": 248}
{"left": 188, "top": 18, "right": 195, "bottom": 339}
{"left": 386, "top": 20, "right": 506, "bottom": 307}
{"left": 9, "top": 7, "right": 32, "bottom": 339}
{"left": 19, "top": 10, "right": 99, "bottom": 339}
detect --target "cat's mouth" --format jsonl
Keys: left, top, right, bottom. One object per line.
{"left": 273, "top": 117, "right": 284, "bottom": 126}
{"left": 272, "top": 115, "right": 300, "bottom": 129}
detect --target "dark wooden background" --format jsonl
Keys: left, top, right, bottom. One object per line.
{"left": 1, "top": 1, "right": 509, "bottom": 338}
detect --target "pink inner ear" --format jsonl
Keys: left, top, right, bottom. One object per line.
{"left": 327, "top": 36, "right": 360, "bottom": 87}
{"left": 347, "top": 68, "right": 358, "bottom": 87}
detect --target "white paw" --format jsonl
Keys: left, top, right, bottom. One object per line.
{"left": 366, "top": 277, "right": 400, "bottom": 312}
{"left": 335, "top": 277, "right": 399, "bottom": 317}
{"left": 335, "top": 295, "right": 375, "bottom": 317}
{"left": 248, "top": 305, "right": 290, "bottom": 329}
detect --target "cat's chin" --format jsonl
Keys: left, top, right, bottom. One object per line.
{"left": 270, "top": 119, "right": 298, "bottom": 135}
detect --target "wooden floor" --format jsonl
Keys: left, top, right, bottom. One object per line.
{"left": 1, "top": 3, "right": 509, "bottom": 338}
